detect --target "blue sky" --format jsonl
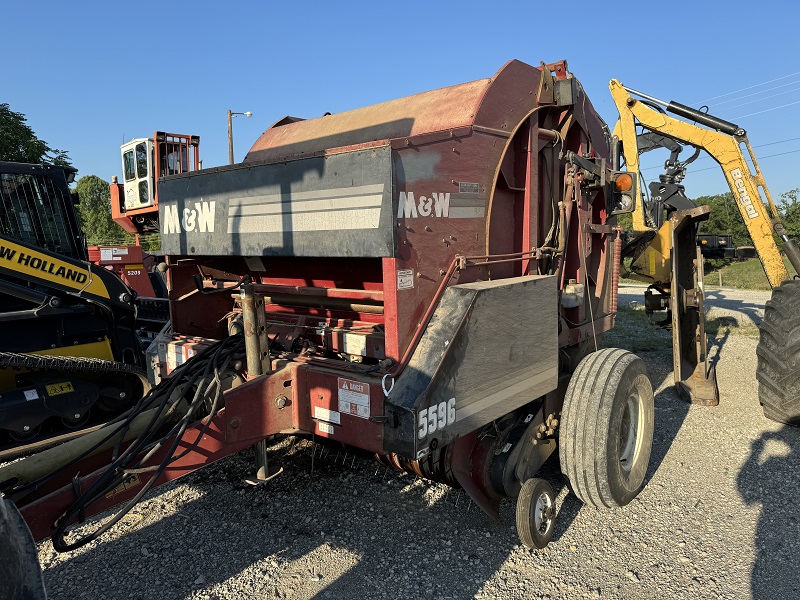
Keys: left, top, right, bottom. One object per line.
{"left": 4, "top": 0, "right": 799, "bottom": 201}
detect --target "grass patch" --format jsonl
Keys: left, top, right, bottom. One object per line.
{"left": 603, "top": 305, "right": 671, "bottom": 352}
{"left": 705, "top": 256, "right": 796, "bottom": 290}
{"left": 706, "top": 258, "right": 770, "bottom": 290}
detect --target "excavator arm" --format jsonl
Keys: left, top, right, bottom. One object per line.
{"left": 610, "top": 79, "right": 800, "bottom": 285}
{"left": 610, "top": 80, "right": 800, "bottom": 422}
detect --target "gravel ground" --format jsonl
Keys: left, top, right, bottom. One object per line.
{"left": 34, "top": 287, "right": 799, "bottom": 600}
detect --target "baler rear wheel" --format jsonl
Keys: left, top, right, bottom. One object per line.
{"left": 559, "top": 348, "right": 654, "bottom": 508}
{"left": 516, "top": 477, "right": 555, "bottom": 549}
{"left": 756, "top": 279, "right": 800, "bottom": 425}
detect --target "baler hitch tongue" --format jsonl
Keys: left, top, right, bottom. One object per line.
{"left": 670, "top": 207, "right": 720, "bottom": 406}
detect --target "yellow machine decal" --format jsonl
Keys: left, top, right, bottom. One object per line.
{"left": 0, "top": 238, "right": 110, "bottom": 299}
{"left": 46, "top": 381, "right": 74, "bottom": 396}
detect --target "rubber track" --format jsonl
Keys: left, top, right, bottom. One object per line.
{"left": 0, "top": 352, "right": 148, "bottom": 457}
{"left": 756, "top": 279, "right": 800, "bottom": 424}
{"left": 0, "top": 352, "right": 146, "bottom": 376}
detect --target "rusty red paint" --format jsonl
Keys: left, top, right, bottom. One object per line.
{"left": 87, "top": 244, "right": 157, "bottom": 297}
{"left": 17, "top": 59, "right": 625, "bottom": 542}
{"left": 20, "top": 413, "right": 250, "bottom": 542}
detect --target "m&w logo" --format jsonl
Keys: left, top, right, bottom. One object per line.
{"left": 162, "top": 201, "right": 216, "bottom": 234}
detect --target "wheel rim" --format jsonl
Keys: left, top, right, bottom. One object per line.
{"left": 534, "top": 491, "right": 554, "bottom": 534}
{"left": 618, "top": 388, "right": 642, "bottom": 474}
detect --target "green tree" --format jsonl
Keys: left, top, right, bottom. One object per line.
{"left": 0, "top": 103, "right": 71, "bottom": 165}
{"left": 695, "top": 192, "right": 751, "bottom": 246}
{"left": 74, "top": 175, "right": 134, "bottom": 245}
{"left": 779, "top": 188, "right": 800, "bottom": 239}
{"left": 138, "top": 233, "right": 161, "bottom": 253}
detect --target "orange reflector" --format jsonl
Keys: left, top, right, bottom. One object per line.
{"left": 615, "top": 173, "right": 633, "bottom": 192}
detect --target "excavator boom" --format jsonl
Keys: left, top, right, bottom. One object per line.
{"left": 610, "top": 80, "right": 800, "bottom": 284}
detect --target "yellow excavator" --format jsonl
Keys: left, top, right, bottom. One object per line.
{"left": 609, "top": 80, "right": 800, "bottom": 424}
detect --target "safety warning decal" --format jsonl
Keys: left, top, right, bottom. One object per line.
{"left": 337, "top": 378, "right": 370, "bottom": 419}
{"left": 105, "top": 473, "right": 141, "bottom": 499}
{"left": 46, "top": 382, "right": 74, "bottom": 396}
{"left": 397, "top": 269, "right": 414, "bottom": 290}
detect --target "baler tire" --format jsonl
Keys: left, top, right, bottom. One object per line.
{"left": 516, "top": 478, "right": 556, "bottom": 550}
{"left": 559, "top": 348, "right": 654, "bottom": 508}
{"left": 756, "top": 279, "right": 800, "bottom": 425}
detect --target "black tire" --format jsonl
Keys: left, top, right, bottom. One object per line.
{"left": 756, "top": 280, "right": 800, "bottom": 425}
{"left": 516, "top": 478, "right": 555, "bottom": 549}
{"left": 559, "top": 348, "right": 654, "bottom": 508}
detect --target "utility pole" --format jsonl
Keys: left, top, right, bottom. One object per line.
{"left": 227, "top": 110, "right": 253, "bottom": 165}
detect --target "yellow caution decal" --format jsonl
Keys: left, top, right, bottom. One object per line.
{"left": 46, "top": 382, "right": 74, "bottom": 396}
{"left": 105, "top": 473, "right": 142, "bottom": 499}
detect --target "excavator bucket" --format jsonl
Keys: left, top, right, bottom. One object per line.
{"left": 670, "top": 206, "right": 719, "bottom": 405}
{"left": 0, "top": 496, "right": 47, "bottom": 600}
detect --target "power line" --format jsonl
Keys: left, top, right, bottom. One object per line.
{"left": 751, "top": 136, "right": 800, "bottom": 148}
{"left": 640, "top": 137, "right": 800, "bottom": 171}
{"left": 714, "top": 86, "right": 800, "bottom": 113}
{"left": 732, "top": 99, "right": 800, "bottom": 120}
{"left": 693, "top": 71, "right": 800, "bottom": 104}
{"left": 681, "top": 148, "right": 800, "bottom": 174}
{"left": 709, "top": 79, "right": 800, "bottom": 107}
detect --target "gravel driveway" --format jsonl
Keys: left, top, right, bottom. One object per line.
{"left": 35, "top": 287, "right": 799, "bottom": 600}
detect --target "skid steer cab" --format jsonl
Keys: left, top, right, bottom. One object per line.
{"left": 4, "top": 59, "right": 655, "bottom": 557}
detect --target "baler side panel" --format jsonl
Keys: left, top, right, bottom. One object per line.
{"left": 158, "top": 145, "right": 395, "bottom": 258}
{"left": 391, "top": 129, "right": 500, "bottom": 361}
{"left": 385, "top": 275, "right": 558, "bottom": 458}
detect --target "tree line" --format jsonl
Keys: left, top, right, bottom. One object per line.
{"left": 0, "top": 103, "right": 160, "bottom": 251}
{"left": 72, "top": 175, "right": 161, "bottom": 252}
{"left": 695, "top": 189, "right": 800, "bottom": 246}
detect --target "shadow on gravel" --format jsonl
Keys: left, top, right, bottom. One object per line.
{"left": 737, "top": 424, "right": 800, "bottom": 600}
{"left": 706, "top": 327, "right": 730, "bottom": 372}
{"left": 550, "top": 490, "right": 582, "bottom": 543}
{"left": 702, "top": 289, "right": 767, "bottom": 328}
{"left": 41, "top": 442, "right": 531, "bottom": 600}
{"left": 640, "top": 357, "right": 690, "bottom": 489}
